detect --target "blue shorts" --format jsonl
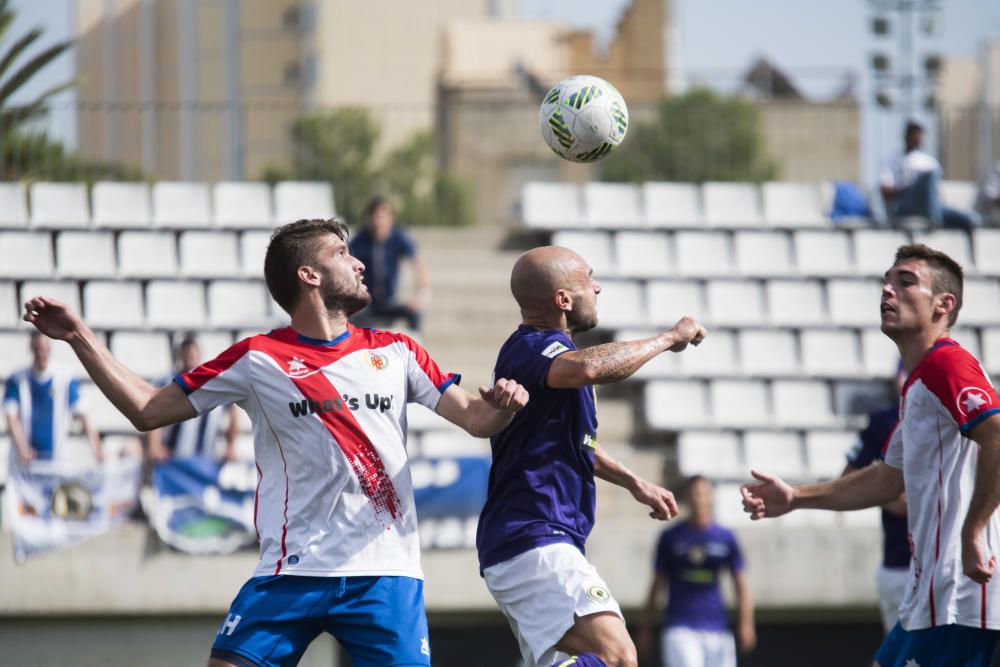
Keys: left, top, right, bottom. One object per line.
{"left": 210, "top": 575, "right": 430, "bottom": 667}
{"left": 874, "top": 622, "right": 1000, "bottom": 667}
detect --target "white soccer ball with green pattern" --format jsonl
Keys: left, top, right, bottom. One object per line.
{"left": 539, "top": 75, "right": 629, "bottom": 163}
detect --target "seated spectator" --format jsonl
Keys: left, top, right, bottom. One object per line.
{"left": 3, "top": 332, "right": 102, "bottom": 465}
{"left": 349, "top": 195, "right": 430, "bottom": 332}
{"left": 978, "top": 160, "right": 1000, "bottom": 224}
{"left": 879, "top": 120, "right": 981, "bottom": 230}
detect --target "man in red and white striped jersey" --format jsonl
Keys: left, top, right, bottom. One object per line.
{"left": 23, "top": 218, "right": 529, "bottom": 667}
{"left": 740, "top": 244, "right": 1000, "bottom": 667}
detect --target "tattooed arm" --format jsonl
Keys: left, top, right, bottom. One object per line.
{"left": 547, "top": 317, "right": 707, "bottom": 389}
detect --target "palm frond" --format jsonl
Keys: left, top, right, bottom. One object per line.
{"left": 0, "top": 39, "right": 72, "bottom": 110}
{"left": 0, "top": 28, "right": 41, "bottom": 84}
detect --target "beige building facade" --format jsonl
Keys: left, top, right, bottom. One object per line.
{"left": 937, "top": 40, "right": 1000, "bottom": 181}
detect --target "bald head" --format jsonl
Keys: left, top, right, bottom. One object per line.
{"left": 511, "top": 246, "right": 588, "bottom": 311}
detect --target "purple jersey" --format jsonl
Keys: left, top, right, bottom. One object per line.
{"left": 476, "top": 326, "right": 598, "bottom": 571}
{"left": 655, "top": 521, "right": 744, "bottom": 632}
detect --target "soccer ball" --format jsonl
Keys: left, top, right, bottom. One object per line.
{"left": 539, "top": 75, "right": 629, "bottom": 163}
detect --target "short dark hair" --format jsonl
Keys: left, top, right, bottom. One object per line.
{"left": 177, "top": 333, "right": 199, "bottom": 351}
{"left": 684, "top": 474, "right": 709, "bottom": 499}
{"left": 893, "top": 243, "right": 964, "bottom": 326}
{"left": 264, "top": 218, "right": 350, "bottom": 315}
{"left": 363, "top": 195, "right": 391, "bottom": 224}
{"left": 905, "top": 120, "right": 923, "bottom": 136}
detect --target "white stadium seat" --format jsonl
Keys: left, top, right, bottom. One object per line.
{"left": 713, "top": 483, "right": 749, "bottom": 526}
{"left": 406, "top": 402, "right": 446, "bottom": 433}
{"left": 710, "top": 380, "right": 770, "bottom": 428}
{"left": 614, "top": 231, "right": 672, "bottom": 277}
{"left": 118, "top": 231, "right": 178, "bottom": 278}
{"left": 702, "top": 182, "right": 763, "bottom": 227}
{"left": 646, "top": 281, "right": 706, "bottom": 327}
{"left": 766, "top": 279, "right": 827, "bottom": 326}
{"left": 521, "top": 182, "right": 582, "bottom": 229}
{"left": 153, "top": 182, "right": 212, "bottom": 228}
{"left": 80, "top": 382, "right": 134, "bottom": 433}
{"left": 179, "top": 231, "right": 241, "bottom": 278}
{"left": 950, "top": 328, "right": 981, "bottom": 361}
{"left": 208, "top": 280, "right": 270, "bottom": 328}
{"left": 805, "top": 431, "right": 855, "bottom": 479}
{"left": 959, "top": 279, "right": 1000, "bottom": 326}
{"left": 973, "top": 229, "right": 1000, "bottom": 277}
{"left": 939, "top": 180, "right": 978, "bottom": 211}
{"left": 195, "top": 332, "right": 236, "bottom": 360}
{"left": 29, "top": 182, "right": 89, "bottom": 228}
{"left": 861, "top": 328, "right": 901, "bottom": 378}
{"left": 674, "top": 231, "right": 732, "bottom": 277}
{"left": 614, "top": 329, "right": 678, "bottom": 379}
{"left": 110, "top": 332, "right": 172, "bottom": 379}
{"left": 841, "top": 507, "right": 881, "bottom": 527}
{"left": 733, "top": 231, "right": 795, "bottom": 276}
{"left": 642, "top": 182, "right": 703, "bottom": 228}
{"left": 0, "top": 231, "right": 54, "bottom": 278}
{"left": 761, "top": 182, "right": 826, "bottom": 227}
{"left": 20, "top": 281, "right": 80, "bottom": 318}
{"left": 914, "top": 230, "right": 973, "bottom": 271}
{"left": 772, "top": 380, "right": 837, "bottom": 427}
{"left": 793, "top": 230, "right": 853, "bottom": 277}
{"left": 738, "top": 329, "right": 799, "bottom": 377}
{"left": 800, "top": 329, "right": 862, "bottom": 378}
{"left": 0, "top": 282, "right": 17, "bottom": 328}
{"left": 420, "top": 430, "right": 490, "bottom": 457}
{"left": 594, "top": 280, "right": 645, "bottom": 328}
{"left": 677, "top": 431, "right": 743, "bottom": 479}
{"left": 56, "top": 231, "right": 116, "bottom": 278}
{"left": 827, "top": 279, "right": 882, "bottom": 327}
{"left": 551, "top": 230, "right": 615, "bottom": 276}
{"left": 0, "top": 332, "right": 30, "bottom": 378}
{"left": 706, "top": 280, "right": 765, "bottom": 326}
{"left": 743, "top": 431, "right": 806, "bottom": 480}
{"left": 678, "top": 330, "right": 737, "bottom": 377}
{"left": 0, "top": 182, "right": 28, "bottom": 227}
{"left": 146, "top": 281, "right": 207, "bottom": 329}
{"left": 84, "top": 281, "right": 144, "bottom": 329}
{"left": 853, "top": 230, "right": 908, "bottom": 276}
{"left": 273, "top": 181, "right": 335, "bottom": 223}
{"left": 583, "top": 182, "right": 642, "bottom": 228}
{"left": 92, "top": 182, "right": 151, "bottom": 228}
{"left": 644, "top": 380, "right": 710, "bottom": 429}
{"left": 213, "top": 182, "right": 273, "bottom": 228}
{"left": 241, "top": 231, "right": 271, "bottom": 277}
{"left": 982, "top": 329, "right": 1000, "bottom": 377}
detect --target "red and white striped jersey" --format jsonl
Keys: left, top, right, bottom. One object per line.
{"left": 175, "top": 325, "right": 459, "bottom": 579}
{"left": 884, "top": 338, "right": 1000, "bottom": 630}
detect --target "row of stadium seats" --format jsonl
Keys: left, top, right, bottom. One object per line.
{"left": 522, "top": 180, "right": 979, "bottom": 229}
{"left": 711, "top": 482, "right": 881, "bottom": 528}
{"left": 616, "top": 326, "right": 997, "bottom": 380}
{"left": 0, "top": 181, "right": 334, "bottom": 229}
{"left": 593, "top": 277, "right": 1000, "bottom": 328}
{"left": 678, "top": 429, "right": 855, "bottom": 481}
{"left": 553, "top": 227, "right": 1000, "bottom": 278}
{"left": 1, "top": 229, "right": 273, "bottom": 279}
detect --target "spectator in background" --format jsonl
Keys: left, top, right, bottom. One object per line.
{"left": 639, "top": 475, "right": 755, "bottom": 667}
{"left": 349, "top": 195, "right": 430, "bottom": 332}
{"left": 978, "top": 160, "right": 1000, "bottom": 224}
{"left": 3, "top": 331, "right": 101, "bottom": 465}
{"left": 879, "top": 120, "right": 981, "bottom": 230}
{"left": 145, "top": 335, "right": 239, "bottom": 462}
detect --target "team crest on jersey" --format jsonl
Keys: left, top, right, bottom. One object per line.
{"left": 687, "top": 545, "right": 706, "bottom": 565}
{"left": 957, "top": 387, "right": 990, "bottom": 417}
{"left": 587, "top": 585, "right": 611, "bottom": 604}
{"left": 365, "top": 351, "right": 390, "bottom": 370}
{"left": 287, "top": 357, "right": 310, "bottom": 378}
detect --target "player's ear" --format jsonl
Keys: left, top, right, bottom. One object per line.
{"left": 298, "top": 265, "right": 321, "bottom": 287}
{"left": 553, "top": 288, "right": 572, "bottom": 312}
{"left": 934, "top": 292, "right": 956, "bottom": 322}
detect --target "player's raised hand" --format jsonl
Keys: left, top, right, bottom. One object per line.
{"left": 740, "top": 470, "right": 795, "bottom": 520}
{"left": 479, "top": 378, "right": 529, "bottom": 413}
{"left": 962, "top": 530, "right": 997, "bottom": 584}
{"left": 23, "top": 297, "right": 85, "bottom": 341}
{"left": 666, "top": 316, "right": 707, "bottom": 352}
{"left": 631, "top": 479, "right": 679, "bottom": 520}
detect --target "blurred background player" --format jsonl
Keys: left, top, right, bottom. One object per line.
{"left": 145, "top": 334, "right": 239, "bottom": 463}
{"left": 741, "top": 244, "right": 1000, "bottom": 667}
{"left": 477, "top": 246, "right": 706, "bottom": 667}
{"left": 638, "top": 475, "right": 755, "bottom": 667}
{"left": 841, "top": 361, "right": 909, "bottom": 633}
{"left": 349, "top": 195, "right": 430, "bottom": 332}
{"left": 879, "top": 120, "right": 981, "bottom": 230}
{"left": 3, "top": 331, "right": 101, "bottom": 466}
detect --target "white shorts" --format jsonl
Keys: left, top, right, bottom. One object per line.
{"left": 876, "top": 565, "right": 909, "bottom": 633}
{"left": 482, "top": 543, "right": 624, "bottom": 667}
{"left": 661, "top": 626, "right": 736, "bottom": 667}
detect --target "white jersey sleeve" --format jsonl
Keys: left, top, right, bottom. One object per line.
{"left": 174, "top": 338, "right": 252, "bottom": 414}
{"left": 399, "top": 334, "right": 460, "bottom": 411}
{"left": 883, "top": 422, "right": 903, "bottom": 469}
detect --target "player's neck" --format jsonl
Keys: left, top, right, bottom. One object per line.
{"left": 895, "top": 327, "right": 951, "bottom": 373}
{"left": 520, "top": 311, "right": 572, "bottom": 337}
{"left": 290, "top": 309, "right": 350, "bottom": 342}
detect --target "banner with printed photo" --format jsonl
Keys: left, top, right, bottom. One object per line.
{"left": 411, "top": 455, "right": 490, "bottom": 550}
{"left": 6, "top": 458, "right": 142, "bottom": 562}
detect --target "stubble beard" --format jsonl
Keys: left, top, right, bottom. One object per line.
{"left": 321, "top": 270, "right": 371, "bottom": 317}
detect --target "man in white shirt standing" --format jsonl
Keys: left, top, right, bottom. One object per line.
{"left": 879, "top": 121, "right": 981, "bottom": 230}
{"left": 741, "top": 243, "right": 1000, "bottom": 666}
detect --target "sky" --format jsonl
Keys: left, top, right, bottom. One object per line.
{"left": 6, "top": 0, "right": 1000, "bottom": 178}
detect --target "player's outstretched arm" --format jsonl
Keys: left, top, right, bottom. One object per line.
{"left": 961, "top": 415, "right": 1000, "bottom": 584}
{"left": 547, "top": 316, "right": 707, "bottom": 388}
{"left": 435, "top": 378, "right": 528, "bottom": 438}
{"left": 23, "top": 297, "right": 196, "bottom": 431}
{"left": 594, "top": 443, "right": 678, "bottom": 520}
{"left": 741, "top": 463, "right": 904, "bottom": 520}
